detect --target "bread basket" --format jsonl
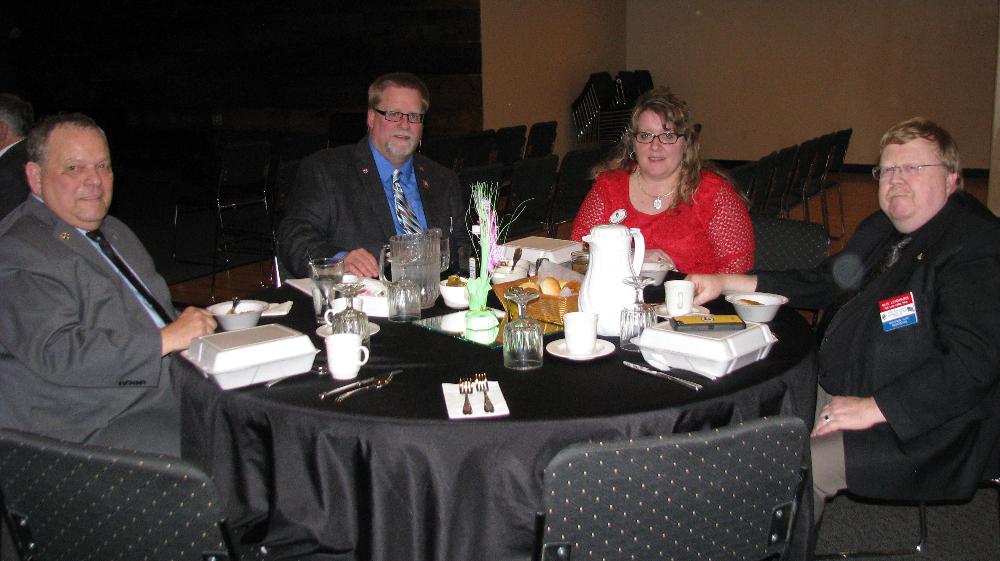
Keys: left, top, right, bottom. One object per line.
{"left": 492, "top": 275, "right": 579, "bottom": 326}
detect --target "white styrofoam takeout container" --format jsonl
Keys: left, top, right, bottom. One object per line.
{"left": 181, "top": 324, "right": 318, "bottom": 389}
{"left": 500, "top": 236, "right": 584, "bottom": 265}
{"left": 636, "top": 320, "right": 778, "bottom": 379}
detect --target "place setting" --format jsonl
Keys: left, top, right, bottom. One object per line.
{"left": 545, "top": 311, "right": 615, "bottom": 361}
{"left": 441, "top": 372, "right": 510, "bottom": 419}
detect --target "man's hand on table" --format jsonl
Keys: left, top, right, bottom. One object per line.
{"left": 344, "top": 248, "right": 380, "bottom": 278}
{"left": 686, "top": 273, "right": 759, "bottom": 306}
{"left": 813, "top": 396, "right": 887, "bottom": 437}
{"left": 161, "top": 307, "right": 217, "bottom": 356}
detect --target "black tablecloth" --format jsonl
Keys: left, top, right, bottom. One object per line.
{"left": 176, "top": 285, "right": 818, "bottom": 561}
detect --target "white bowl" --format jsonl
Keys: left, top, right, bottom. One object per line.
{"left": 640, "top": 262, "right": 671, "bottom": 285}
{"left": 439, "top": 278, "right": 470, "bottom": 309}
{"left": 490, "top": 266, "right": 527, "bottom": 285}
{"left": 208, "top": 300, "right": 268, "bottom": 331}
{"left": 725, "top": 293, "right": 789, "bottom": 323}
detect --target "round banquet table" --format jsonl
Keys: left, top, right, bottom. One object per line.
{"left": 175, "top": 285, "right": 818, "bottom": 561}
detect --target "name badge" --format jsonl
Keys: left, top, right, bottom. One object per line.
{"left": 879, "top": 292, "right": 918, "bottom": 332}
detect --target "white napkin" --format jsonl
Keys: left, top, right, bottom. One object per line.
{"left": 262, "top": 301, "right": 293, "bottom": 317}
{"left": 285, "top": 277, "right": 389, "bottom": 317}
{"left": 441, "top": 381, "right": 510, "bottom": 419}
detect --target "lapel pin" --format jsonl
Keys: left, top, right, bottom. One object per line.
{"left": 917, "top": 252, "right": 924, "bottom": 261}
{"left": 421, "top": 179, "right": 430, "bottom": 190}
{"left": 361, "top": 167, "right": 369, "bottom": 175}
{"left": 58, "top": 232, "right": 71, "bottom": 241}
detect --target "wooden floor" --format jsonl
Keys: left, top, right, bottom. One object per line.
{"left": 168, "top": 171, "right": 989, "bottom": 308}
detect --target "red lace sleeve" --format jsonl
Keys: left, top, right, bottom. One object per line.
{"left": 708, "top": 181, "right": 755, "bottom": 273}
{"left": 570, "top": 182, "right": 610, "bottom": 241}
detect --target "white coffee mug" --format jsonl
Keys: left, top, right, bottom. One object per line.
{"left": 325, "top": 333, "right": 370, "bottom": 380}
{"left": 664, "top": 280, "right": 695, "bottom": 316}
{"left": 563, "top": 311, "right": 598, "bottom": 355}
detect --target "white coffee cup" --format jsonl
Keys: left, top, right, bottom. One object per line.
{"left": 664, "top": 280, "right": 695, "bottom": 316}
{"left": 325, "top": 333, "right": 370, "bottom": 380}
{"left": 563, "top": 311, "right": 598, "bottom": 355}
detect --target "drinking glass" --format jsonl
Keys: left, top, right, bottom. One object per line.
{"left": 619, "top": 303, "right": 657, "bottom": 351}
{"left": 327, "top": 280, "right": 370, "bottom": 347}
{"left": 622, "top": 275, "right": 655, "bottom": 304}
{"left": 309, "top": 257, "right": 344, "bottom": 323}
{"left": 503, "top": 287, "right": 543, "bottom": 370}
{"left": 386, "top": 279, "right": 421, "bottom": 322}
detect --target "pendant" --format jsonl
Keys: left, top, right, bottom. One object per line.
{"left": 652, "top": 196, "right": 663, "bottom": 210}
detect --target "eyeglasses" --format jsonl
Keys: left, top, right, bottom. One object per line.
{"left": 633, "top": 131, "right": 682, "bottom": 145}
{"left": 871, "top": 163, "right": 945, "bottom": 181}
{"left": 373, "top": 108, "right": 425, "bottom": 124}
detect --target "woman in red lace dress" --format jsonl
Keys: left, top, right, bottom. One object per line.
{"left": 570, "top": 88, "right": 754, "bottom": 274}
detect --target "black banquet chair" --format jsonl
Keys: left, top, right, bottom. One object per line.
{"left": 0, "top": 428, "right": 270, "bottom": 561}
{"left": 548, "top": 145, "right": 608, "bottom": 236}
{"left": 751, "top": 215, "right": 830, "bottom": 271}
{"left": 524, "top": 121, "right": 558, "bottom": 159}
{"left": 504, "top": 154, "right": 559, "bottom": 239}
{"left": 535, "top": 416, "right": 809, "bottom": 561}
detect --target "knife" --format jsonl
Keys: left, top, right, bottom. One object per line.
{"left": 622, "top": 361, "right": 703, "bottom": 392}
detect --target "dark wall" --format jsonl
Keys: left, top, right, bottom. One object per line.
{"left": 2, "top": 1, "right": 483, "bottom": 152}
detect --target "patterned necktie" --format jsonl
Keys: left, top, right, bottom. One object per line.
{"left": 880, "top": 235, "right": 913, "bottom": 273}
{"left": 86, "top": 229, "right": 173, "bottom": 324}
{"left": 392, "top": 169, "right": 421, "bottom": 235}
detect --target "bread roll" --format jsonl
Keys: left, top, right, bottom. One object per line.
{"left": 539, "top": 276, "right": 561, "bottom": 296}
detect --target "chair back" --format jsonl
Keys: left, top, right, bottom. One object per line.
{"left": 537, "top": 416, "right": 808, "bottom": 561}
{"left": 219, "top": 140, "right": 271, "bottom": 189}
{"left": 752, "top": 215, "right": 830, "bottom": 271}
{"left": 494, "top": 125, "right": 527, "bottom": 166}
{"left": 0, "top": 428, "right": 237, "bottom": 561}
{"left": 458, "top": 163, "right": 505, "bottom": 207}
{"left": 827, "top": 128, "right": 853, "bottom": 174}
{"left": 551, "top": 145, "right": 607, "bottom": 217}
{"left": 525, "top": 121, "right": 558, "bottom": 159}
{"left": 767, "top": 145, "right": 799, "bottom": 217}
{"left": 506, "top": 154, "right": 559, "bottom": 236}
{"left": 457, "top": 130, "right": 496, "bottom": 169}
{"left": 420, "top": 136, "right": 463, "bottom": 169}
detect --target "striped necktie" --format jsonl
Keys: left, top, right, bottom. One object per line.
{"left": 392, "top": 169, "right": 421, "bottom": 234}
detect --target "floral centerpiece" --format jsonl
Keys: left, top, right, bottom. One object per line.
{"left": 464, "top": 181, "right": 521, "bottom": 331}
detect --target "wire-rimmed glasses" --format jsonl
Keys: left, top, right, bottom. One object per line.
{"left": 871, "top": 163, "right": 945, "bottom": 181}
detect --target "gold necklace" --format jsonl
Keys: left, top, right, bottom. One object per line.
{"left": 635, "top": 170, "right": 675, "bottom": 210}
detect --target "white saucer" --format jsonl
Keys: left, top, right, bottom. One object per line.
{"left": 316, "top": 322, "right": 381, "bottom": 338}
{"left": 654, "top": 304, "right": 709, "bottom": 318}
{"left": 546, "top": 339, "right": 616, "bottom": 361}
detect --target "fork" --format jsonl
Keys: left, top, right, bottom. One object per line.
{"left": 460, "top": 379, "right": 473, "bottom": 415}
{"left": 475, "top": 372, "right": 495, "bottom": 413}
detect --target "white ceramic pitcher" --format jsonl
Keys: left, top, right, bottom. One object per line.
{"left": 578, "top": 224, "right": 645, "bottom": 336}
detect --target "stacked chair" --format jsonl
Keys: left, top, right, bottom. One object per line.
{"left": 731, "top": 129, "right": 852, "bottom": 239}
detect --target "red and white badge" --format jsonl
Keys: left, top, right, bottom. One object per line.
{"left": 879, "top": 292, "right": 918, "bottom": 332}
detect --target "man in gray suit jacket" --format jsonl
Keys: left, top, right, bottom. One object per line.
{"left": 0, "top": 114, "right": 217, "bottom": 456}
{"left": 0, "top": 93, "right": 33, "bottom": 221}
{"left": 278, "top": 72, "right": 466, "bottom": 278}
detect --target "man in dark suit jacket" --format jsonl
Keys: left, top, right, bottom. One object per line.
{"left": 0, "top": 93, "right": 33, "bottom": 220}
{"left": 688, "top": 118, "right": 1000, "bottom": 523}
{"left": 0, "top": 114, "right": 217, "bottom": 456}
{"left": 278, "top": 72, "right": 466, "bottom": 278}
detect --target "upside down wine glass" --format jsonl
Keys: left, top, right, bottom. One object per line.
{"left": 503, "top": 287, "right": 543, "bottom": 370}
{"left": 329, "top": 280, "right": 370, "bottom": 348}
